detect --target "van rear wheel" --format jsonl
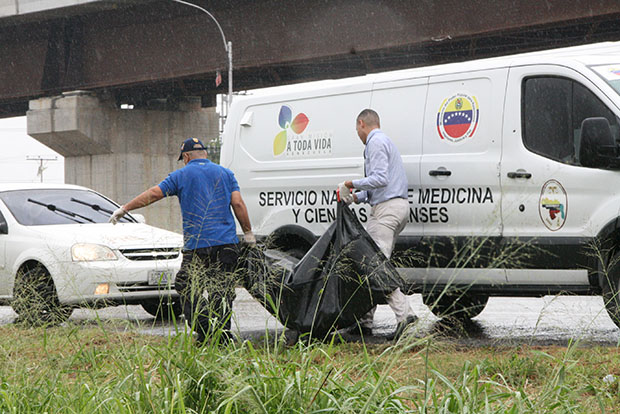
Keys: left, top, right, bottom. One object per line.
{"left": 265, "top": 228, "right": 313, "bottom": 261}
{"left": 423, "top": 291, "right": 488, "bottom": 322}
{"left": 284, "top": 247, "right": 307, "bottom": 260}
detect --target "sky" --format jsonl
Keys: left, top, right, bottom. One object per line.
{"left": 0, "top": 116, "right": 64, "bottom": 184}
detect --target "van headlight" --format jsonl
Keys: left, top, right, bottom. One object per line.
{"left": 71, "top": 243, "right": 118, "bottom": 261}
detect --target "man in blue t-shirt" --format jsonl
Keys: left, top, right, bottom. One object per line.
{"left": 110, "top": 137, "right": 254, "bottom": 344}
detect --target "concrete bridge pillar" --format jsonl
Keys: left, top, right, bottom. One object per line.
{"left": 26, "top": 91, "right": 219, "bottom": 233}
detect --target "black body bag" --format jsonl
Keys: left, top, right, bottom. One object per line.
{"left": 243, "top": 201, "right": 404, "bottom": 339}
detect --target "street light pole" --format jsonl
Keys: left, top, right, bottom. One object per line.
{"left": 171, "top": 0, "right": 233, "bottom": 113}
{"left": 228, "top": 40, "right": 233, "bottom": 114}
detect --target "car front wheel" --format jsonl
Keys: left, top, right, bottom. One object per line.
{"left": 12, "top": 263, "right": 72, "bottom": 326}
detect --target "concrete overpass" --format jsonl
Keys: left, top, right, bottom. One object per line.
{"left": 3, "top": 0, "right": 620, "bottom": 232}
{"left": 4, "top": 0, "right": 620, "bottom": 116}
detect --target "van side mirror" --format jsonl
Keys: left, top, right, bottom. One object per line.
{"left": 0, "top": 220, "right": 7, "bottom": 235}
{"left": 579, "top": 117, "right": 620, "bottom": 168}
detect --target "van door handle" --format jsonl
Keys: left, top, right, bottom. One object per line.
{"left": 429, "top": 169, "right": 452, "bottom": 177}
{"left": 507, "top": 171, "right": 532, "bottom": 179}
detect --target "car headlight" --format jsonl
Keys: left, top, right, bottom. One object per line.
{"left": 71, "top": 243, "right": 118, "bottom": 261}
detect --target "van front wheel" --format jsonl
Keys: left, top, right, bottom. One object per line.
{"left": 423, "top": 291, "right": 488, "bottom": 323}
{"left": 601, "top": 250, "right": 620, "bottom": 328}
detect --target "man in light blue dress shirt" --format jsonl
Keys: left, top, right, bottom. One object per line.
{"left": 338, "top": 109, "right": 417, "bottom": 341}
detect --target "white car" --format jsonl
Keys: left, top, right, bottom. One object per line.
{"left": 0, "top": 183, "right": 183, "bottom": 324}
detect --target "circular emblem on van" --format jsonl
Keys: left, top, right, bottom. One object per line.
{"left": 539, "top": 180, "right": 567, "bottom": 231}
{"left": 436, "top": 93, "right": 479, "bottom": 144}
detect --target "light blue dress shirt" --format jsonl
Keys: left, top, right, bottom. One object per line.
{"left": 353, "top": 129, "right": 408, "bottom": 206}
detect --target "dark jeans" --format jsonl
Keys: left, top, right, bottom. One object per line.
{"left": 174, "top": 244, "right": 239, "bottom": 341}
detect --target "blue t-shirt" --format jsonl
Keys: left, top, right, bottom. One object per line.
{"left": 158, "top": 159, "right": 240, "bottom": 250}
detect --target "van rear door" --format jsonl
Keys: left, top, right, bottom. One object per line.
{"left": 369, "top": 77, "right": 427, "bottom": 244}
{"left": 231, "top": 84, "right": 373, "bottom": 238}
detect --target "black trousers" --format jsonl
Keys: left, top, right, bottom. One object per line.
{"left": 174, "top": 244, "right": 239, "bottom": 340}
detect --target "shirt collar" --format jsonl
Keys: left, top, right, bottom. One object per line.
{"left": 187, "top": 158, "right": 210, "bottom": 165}
{"left": 366, "top": 128, "right": 380, "bottom": 145}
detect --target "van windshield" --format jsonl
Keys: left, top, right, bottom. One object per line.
{"left": 0, "top": 189, "right": 137, "bottom": 226}
{"left": 591, "top": 64, "right": 620, "bottom": 95}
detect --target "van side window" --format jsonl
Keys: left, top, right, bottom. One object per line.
{"left": 522, "top": 76, "right": 620, "bottom": 166}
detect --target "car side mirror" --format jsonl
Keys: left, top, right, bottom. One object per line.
{"left": 579, "top": 117, "right": 620, "bottom": 168}
{"left": 0, "top": 221, "right": 7, "bottom": 235}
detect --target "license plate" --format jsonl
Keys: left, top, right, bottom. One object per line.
{"left": 148, "top": 270, "right": 173, "bottom": 286}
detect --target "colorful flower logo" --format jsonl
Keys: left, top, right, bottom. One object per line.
{"left": 273, "top": 105, "right": 309, "bottom": 156}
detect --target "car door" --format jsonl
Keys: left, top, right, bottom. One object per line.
{"left": 418, "top": 68, "right": 508, "bottom": 284}
{"left": 501, "top": 65, "right": 620, "bottom": 286}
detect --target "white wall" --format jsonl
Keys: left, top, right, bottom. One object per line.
{"left": 0, "top": 116, "right": 64, "bottom": 183}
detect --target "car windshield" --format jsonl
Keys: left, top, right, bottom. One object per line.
{"left": 0, "top": 189, "right": 136, "bottom": 226}
{"left": 591, "top": 64, "right": 620, "bottom": 96}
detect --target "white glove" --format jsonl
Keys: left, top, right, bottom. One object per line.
{"left": 243, "top": 231, "right": 257, "bottom": 245}
{"left": 109, "top": 207, "right": 127, "bottom": 225}
{"left": 337, "top": 182, "right": 353, "bottom": 205}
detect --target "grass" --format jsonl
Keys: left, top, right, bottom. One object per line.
{"left": 0, "top": 320, "right": 618, "bottom": 413}
{"left": 5, "top": 227, "right": 620, "bottom": 412}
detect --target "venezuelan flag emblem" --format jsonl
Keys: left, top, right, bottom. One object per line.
{"left": 436, "top": 93, "right": 479, "bottom": 143}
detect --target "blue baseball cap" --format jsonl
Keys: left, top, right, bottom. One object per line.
{"left": 178, "top": 137, "right": 207, "bottom": 160}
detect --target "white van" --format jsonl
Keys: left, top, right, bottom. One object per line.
{"left": 221, "top": 42, "right": 620, "bottom": 327}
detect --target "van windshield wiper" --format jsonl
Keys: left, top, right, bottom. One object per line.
{"left": 70, "top": 197, "right": 113, "bottom": 215}
{"left": 27, "top": 198, "right": 95, "bottom": 224}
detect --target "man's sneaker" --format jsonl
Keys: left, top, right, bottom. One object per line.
{"left": 388, "top": 315, "right": 418, "bottom": 341}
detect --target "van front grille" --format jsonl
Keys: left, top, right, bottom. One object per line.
{"left": 119, "top": 247, "right": 180, "bottom": 261}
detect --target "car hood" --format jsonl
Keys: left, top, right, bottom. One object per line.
{"left": 27, "top": 223, "right": 183, "bottom": 250}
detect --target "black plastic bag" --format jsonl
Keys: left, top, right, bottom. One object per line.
{"left": 243, "top": 201, "right": 404, "bottom": 338}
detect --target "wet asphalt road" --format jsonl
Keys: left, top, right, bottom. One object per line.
{"left": 0, "top": 290, "right": 618, "bottom": 346}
